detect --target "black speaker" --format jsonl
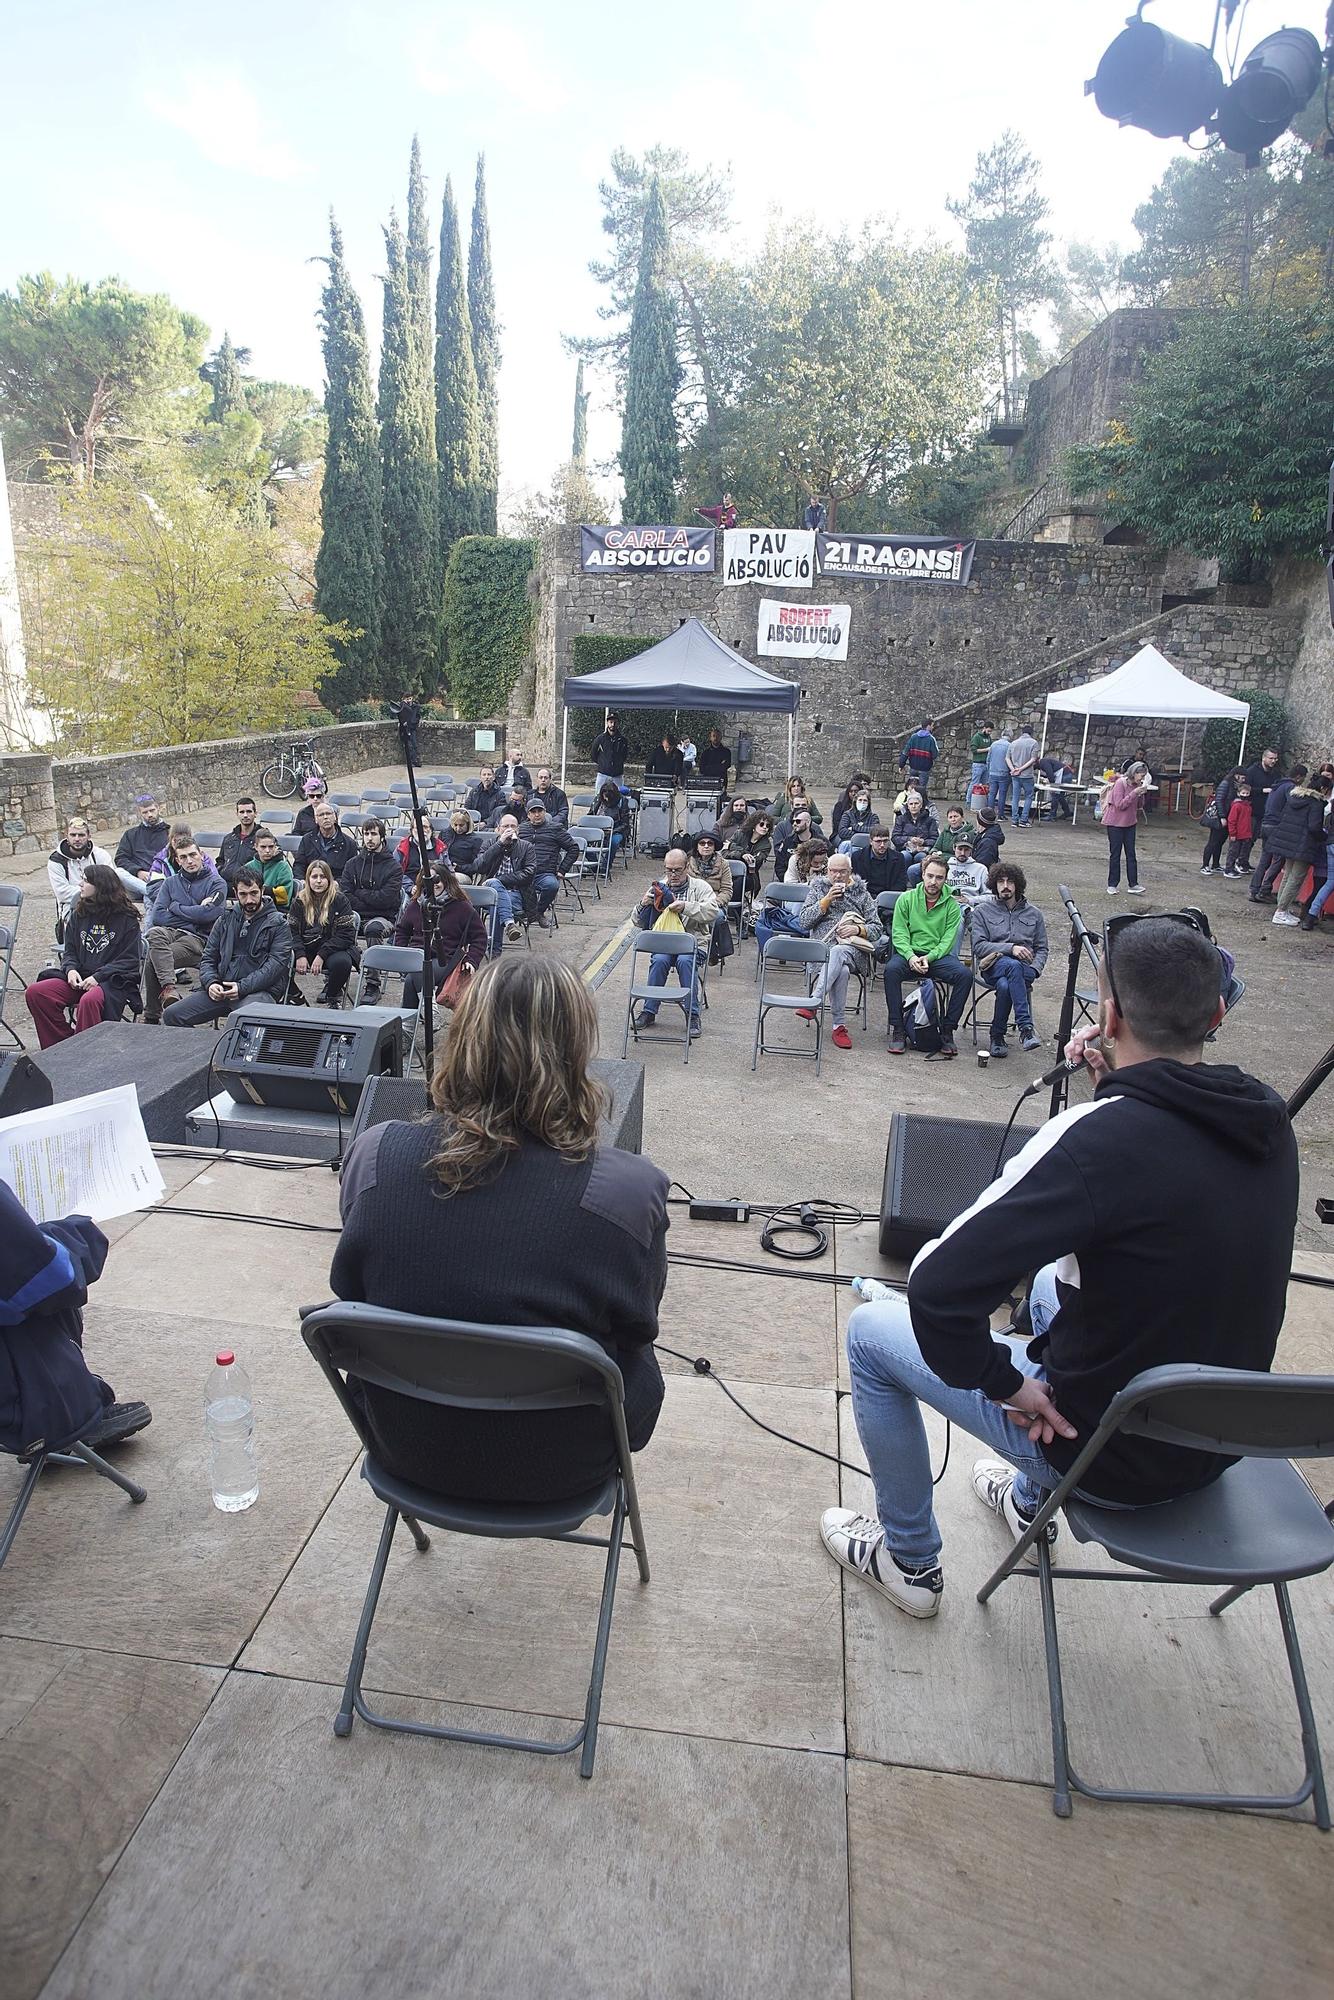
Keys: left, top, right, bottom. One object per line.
{"left": 347, "top": 1073, "right": 430, "bottom": 1146}
{"left": 348, "top": 1059, "right": 647, "bottom": 1156}
{"left": 0, "top": 1051, "right": 55, "bottom": 1119}
{"left": 215, "top": 1003, "right": 402, "bottom": 1116}
{"left": 880, "top": 1112, "right": 1030, "bottom": 1260}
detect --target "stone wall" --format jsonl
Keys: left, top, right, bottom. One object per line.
{"left": 1272, "top": 558, "right": 1334, "bottom": 767}
{"left": 0, "top": 752, "right": 57, "bottom": 857}
{"left": 1016, "top": 308, "right": 1183, "bottom": 493}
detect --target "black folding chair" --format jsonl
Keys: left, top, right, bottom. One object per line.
{"left": 1, "top": 1434, "right": 147, "bottom": 1575}
{"left": 0, "top": 883, "right": 24, "bottom": 1048}
{"left": 977, "top": 1364, "right": 1334, "bottom": 1829}
{"left": 299, "top": 1301, "right": 649, "bottom": 1780}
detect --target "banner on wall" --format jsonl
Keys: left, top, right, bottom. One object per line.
{"left": 816, "top": 531, "right": 975, "bottom": 585}
{"left": 757, "top": 598, "right": 850, "bottom": 662}
{"left": 580, "top": 524, "right": 716, "bottom": 572}
{"left": 722, "top": 527, "right": 815, "bottom": 589}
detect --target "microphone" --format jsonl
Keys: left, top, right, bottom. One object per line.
{"left": 1022, "top": 1052, "right": 1087, "bottom": 1098}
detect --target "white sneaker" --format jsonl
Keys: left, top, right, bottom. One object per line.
{"left": 819, "top": 1508, "right": 943, "bottom": 1617}
{"left": 1106, "top": 886, "right": 1120, "bottom": 896}
{"left": 1199, "top": 866, "right": 1212, "bottom": 876}
{"left": 1126, "top": 884, "right": 1146, "bottom": 895}
{"left": 1272, "top": 911, "right": 1300, "bottom": 926}
{"left": 971, "top": 1459, "right": 1058, "bottom": 1568}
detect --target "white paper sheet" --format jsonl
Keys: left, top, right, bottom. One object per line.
{"left": 0, "top": 1083, "right": 165, "bottom": 1224}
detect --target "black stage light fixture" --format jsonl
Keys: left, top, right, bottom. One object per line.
{"left": 1211, "top": 27, "right": 1325, "bottom": 159}
{"left": 1087, "top": 17, "right": 1224, "bottom": 139}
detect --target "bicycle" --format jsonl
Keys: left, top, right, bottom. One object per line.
{"left": 260, "top": 741, "right": 325, "bottom": 800}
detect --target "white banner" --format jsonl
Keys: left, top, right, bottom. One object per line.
{"left": 757, "top": 598, "right": 850, "bottom": 662}
{"left": 722, "top": 528, "right": 815, "bottom": 589}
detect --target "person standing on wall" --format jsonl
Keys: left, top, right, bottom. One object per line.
{"left": 802, "top": 495, "right": 827, "bottom": 533}
{"left": 1102, "top": 761, "right": 1151, "bottom": 896}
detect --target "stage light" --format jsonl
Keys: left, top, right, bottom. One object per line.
{"left": 1086, "top": 18, "right": 1224, "bottom": 139}
{"left": 1211, "top": 27, "right": 1325, "bottom": 158}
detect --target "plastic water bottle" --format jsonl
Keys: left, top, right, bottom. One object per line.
{"left": 206, "top": 1350, "right": 258, "bottom": 1512}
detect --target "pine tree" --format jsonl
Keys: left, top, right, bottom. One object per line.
{"left": 208, "top": 332, "right": 246, "bottom": 422}
{"left": 468, "top": 154, "right": 500, "bottom": 534}
{"left": 406, "top": 135, "right": 434, "bottom": 361}
{"left": 620, "top": 178, "right": 679, "bottom": 524}
{"left": 435, "top": 174, "right": 483, "bottom": 554}
{"left": 314, "top": 213, "right": 382, "bottom": 708}
{"left": 379, "top": 210, "right": 439, "bottom": 694}
{"left": 572, "top": 357, "right": 589, "bottom": 463}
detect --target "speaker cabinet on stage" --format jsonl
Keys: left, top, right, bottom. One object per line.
{"left": 879, "top": 1112, "right": 1030, "bottom": 1261}
{"left": 349, "top": 1058, "right": 646, "bottom": 1157}
{"left": 0, "top": 1051, "right": 54, "bottom": 1119}
{"left": 215, "top": 1003, "right": 402, "bottom": 1116}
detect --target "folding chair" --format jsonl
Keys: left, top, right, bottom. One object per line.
{"left": 463, "top": 881, "right": 501, "bottom": 956}
{"left": 976, "top": 1364, "right": 1334, "bottom": 1829}
{"left": 560, "top": 837, "right": 588, "bottom": 915}
{"left": 354, "top": 944, "right": 428, "bottom": 1074}
{"left": 276, "top": 833, "right": 304, "bottom": 861}
{"left": 328, "top": 793, "right": 361, "bottom": 808}
{"left": 752, "top": 879, "right": 808, "bottom": 980}
{"left": 195, "top": 832, "right": 226, "bottom": 852}
{"left": 727, "top": 860, "right": 749, "bottom": 945}
{"left": 577, "top": 815, "right": 616, "bottom": 882}
{"left": 0, "top": 884, "right": 24, "bottom": 1049}
{"left": 622, "top": 931, "right": 701, "bottom": 1065}
{"left": 299, "top": 1300, "right": 649, "bottom": 1780}
{"left": 569, "top": 823, "right": 605, "bottom": 899}
{"left": 571, "top": 793, "right": 597, "bottom": 811}
{"left": 361, "top": 790, "right": 393, "bottom": 809}
{"left": 753, "top": 935, "right": 830, "bottom": 1074}
{"left": 1, "top": 1434, "right": 147, "bottom": 1576}
{"left": 260, "top": 809, "right": 293, "bottom": 829}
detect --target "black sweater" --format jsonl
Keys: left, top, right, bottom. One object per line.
{"left": 288, "top": 890, "right": 357, "bottom": 960}
{"left": 332, "top": 1121, "right": 669, "bottom": 1501}
{"left": 341, "top": 848, "right": 403, "bottom": 922}
{"left": 393, "top": 894, "right": 487, "bottom": 976}
{"left": 60, "top": 907, "right": 143, "bottom": 1019}
{"left": 906, "top": 1059, "right": 1297, "bottom": 1504}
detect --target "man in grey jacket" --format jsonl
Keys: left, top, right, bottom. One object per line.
{"left": 797, "top": 852, "right": 884, "bottom": 1049}
{"left": 142, "top": 840, "right": 227, "bottom": 1020}
{"left": 969, "top": 861, "right": 1048, "bottom": 1057}
{"left": 163, "top": 872, "right": 290, "bottom": 1025}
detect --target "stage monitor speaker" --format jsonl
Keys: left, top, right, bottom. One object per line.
{"left": 0, "top": 1051, "right": 55, "bottom": 1120}
{"left": 880, "top": 1112, "right": 1030, "bottom": 1261}
{"left": 348, "top": 1058, "right": 646, "bottom": 1157}
{"left": 215, "top": 1003, "right": 402, "bottom": 1116}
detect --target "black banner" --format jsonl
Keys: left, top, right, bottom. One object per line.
{"left": 580, "top": 524, "right": 716, "bottom": 573}
{"left": 816, "top": 531, "right": 975, "bottom": 585}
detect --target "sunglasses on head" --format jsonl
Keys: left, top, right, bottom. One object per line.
{"left": 1101, "top": 909, "right": 1210, "bottom": 1019}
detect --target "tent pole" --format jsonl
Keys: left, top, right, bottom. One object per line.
{"left": 1074, "top": 712, "right": 1091, "bottom": 825}
{"left": 1236, "top": 706, "right": 1249, "bottom": 773}
{"left": 787, "top": 708, "right": 795, "bottom": 780}
{"left": 560, "top": 707, "right": 569, "bottom": 791}
{"left": 1179, "top": 716, "right": 1188, "bottom": 805}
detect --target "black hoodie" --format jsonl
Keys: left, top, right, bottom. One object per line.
{"left": 907, "top": 1059, "right": 1297, "bottom": 1504}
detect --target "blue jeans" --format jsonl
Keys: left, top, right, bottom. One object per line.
{"left": 967, "top": 760, "right": 985, "bottom": 803}
{"left": 846, "top": 1264, "right": 1066, "bottom": 1564}
{"left": 984, "top": 958, "right": 1037, "bottom": 1038}
{"left": 533, "top": 871, "right": 560, "bottom": 916}
{"left": 988, "top": 772, "right": 1010, "bottom": 816}
{"left": 883, "top": 951, "right": 970, "bottom": 1029}
{"left": 642, "top": 949, "right": 701, "bottom": 1027}
{"left": 1309, "top": 842, "right": 1334, "bottom": 918}
{"left": 1010, "top": 773, "right": 1034, "bottom": 825}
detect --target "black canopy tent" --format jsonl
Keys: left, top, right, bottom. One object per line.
{"left": 559, "top": 617, "right": 801, "bottom": 786}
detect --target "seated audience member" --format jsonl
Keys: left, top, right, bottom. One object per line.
{"left": 970, "top": 861, "right": 1048, "bottom": 1057}
{"left": 699, "top": 728, "right": 733, "bottom": 785}
{"left": 822, "top": 918, "right": 1296, "bottom": 1620}
{"left": 218, "top": 796, "right": 261, "bottom": 888}
{"left": 295, "top": 801, "right": 357, "bottom": 883}
{"left": 440, "top": 806, "right": 486, "bottom": 877}
{"left": 292, "top": 775, "right": 328, "bottom": 840}
{"left": 936, "top": 805, "right": 974, "bottom": 857}
{"left": 971, "top": 807, "right": 1006, "bottom": 869}
{"left": 1, "top": 1177, "right": 151, "bottom": 1459}
{"left": 689, "top": 830, "right": 735, "bottom": 965}
{"left": 774, "top": 775, "right": 822, "bottom": 828}
{"left": 854, "top": 826, "right": 908, "bottom": 897}
{"left": 891, "top": 792, "right": 939, "bottom": 852}
{"left": 531, "top": 766, "right": 569, "bottom": 826}
{"left": 790, "top": 837, "right": 829, "bottom": 885}
{"left": 144, "top": 820, "right": 194, "bottom": 907}
{"left": 288, "top": 858, "right": 358, "bottom": 1005}
{"left": 633, "top": 847, "right": 716, "bottom": 1040}
{"left": 773, "top": 806, "right": 815, "bottom": 881}
{"left": 249, "top": 830, "right": 294, "bottom": 909}
{"left": 48, "top": 819, "right": 114, "bottom": 935}
{"left": 713, "top": 796, "right": 751, "bottom": 847}
{"left": 393, "top": 862, "right": 488, "bottom": 1010}
{"left": 646, "top": 733, "right": 686, "bottom": 782}
{"left": 26, "top": 866, "right": 143, "bottom": 1046}
{"left": 143, "top": 839, "right": 227, "bottom": 1021}
{"left": 797, "top": 852, "right": 884, "bottom": 1049}
{"left": 831, "top": 772, "right": 873, "bottom": 839}
{"left": 594, "top": 780, "right": 632, "bottom": 858}
{"left": 340, "top": 819, "right": 404, "bottom": 1001}
{"left": 503, "top": 784, "right": 530, "bottom": 826}
{"left": 395, "top": 821, "right": 446, "bottom": 880}
{"left": 883, "top": 853, "right": 969, "bottom": 1059}
{"left": 163, "top": 869, "right": 290, "bottom": 1025}
{"left": 113, "top": 794, "right": 167, "bottom": 901}
{"left": 464, "top": 765, "right": 506, "bottom": 824}
{"left": 944, "top": 833, "right": 988, "bottom": 908}
{"left": 835, "top": 787, "right": 880, "bottom": 849}
{"left": 496, "top": 749, "right": 532, "bottom": 793}
{"left": 902, "top": 832, "right": 930, "bottom": 886}
{"left": 475, "top": 813, "right": 536, "bottom": 943}
{"left": 735, "top": 810, "right": 775, "bottom": 898}
{"left": 331, "top": 956, "right": 668, "bottom": 1503}
{"left": 523, "top": 798, "right": 579, "bottom": 927}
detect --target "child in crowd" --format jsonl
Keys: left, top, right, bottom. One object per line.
{"left": 1223, "top": 784, "right": 1253, "bottom": 878}
{"left": 249, "top": 831, "right": 294, "bottom": 908}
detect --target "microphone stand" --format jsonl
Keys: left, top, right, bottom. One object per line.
{"left": 398, "top": 716, "right": 437, "bottom": 1075}
{"left": 1048, "top": 884, "right": 1102, "bottom": 1119}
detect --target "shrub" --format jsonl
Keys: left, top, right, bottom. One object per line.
{"left": 566, "top": 633, "right": 721, "bottom": 761}
{"left": 441, "top": 536, "right": 537, "bottom": 718}
{"left": 1201, "top": 688, "right": 1288, "bottom": 780}
{"left": 338, "top": 701, "right": 381, "bottom": 723}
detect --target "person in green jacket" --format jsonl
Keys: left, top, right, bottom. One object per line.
{"left": 935, "top": 804, "right": 975, "bottom": 857}
{"left": 967, "top": 721, "right": 993, "bottom": 805}
{"left": 246, "top": 831, "right": 295, "bottom": 910}
{"left": 884, "top": 854, "right": 970, "bottom": 1058}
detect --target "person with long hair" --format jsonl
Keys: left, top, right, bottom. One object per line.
{"left": 393, "top": 861, "right": 487, "bottom": 1009}
{"left": 594, "top": 779, "right": 631, "bottom": 858}
{"left": 440, "top": 805, "right": 485, "bottom": 877}
{"left": 26, "top": 865, "right": 143, "bottom": 1046}
{"left": 288, "top": 858, "right": 357, "bottom": 1003}
{"left": 774, "top": 774, "right": 822, "bottom": 828}
{"left": 331, "top": 956, "right": 669, "bottom": 1502}
{"left": 735, "top": 809, "right": 774, "bottom": 899}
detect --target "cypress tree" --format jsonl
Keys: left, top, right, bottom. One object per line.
{"left": 435, "top": 174, "right": 483, "bottom": 554}
{"left": 468, "top": 154, "right": 500, "bottom": 535}
{"left": 620, "top": 178, "right": 679, "bottom": 525}
{"left": 314, "top": 213, "right": 382, "bottom": 708}
{"left": 572, "top": 357, "right": 589, "bottom": 463}
{"left": 379, "top": 210, "right": 439, "bottom": 694}
{"left": 405, "top": 135, "right": 434, "bottom": 362}
{"left": 210, "top": 331, "right": 245, "bottom": 422}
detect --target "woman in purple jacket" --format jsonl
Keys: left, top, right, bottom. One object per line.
{"left": 1101, "top": 761, "right": 1150, "bottom": 895}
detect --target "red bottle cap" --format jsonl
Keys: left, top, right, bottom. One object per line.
{"left": 216, "top": 1350, "right": 235, "bottom": 1366}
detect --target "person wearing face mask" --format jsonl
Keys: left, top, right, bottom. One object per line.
{"left": 835, "top": 790, "right": 880, "bottom": 853}
{"left": 48, "top": 819, "right": 114, "bottom": 937}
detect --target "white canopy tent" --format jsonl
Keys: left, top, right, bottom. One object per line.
{"left": 1040, "top": 643, "right": 1250, "bottom": 821}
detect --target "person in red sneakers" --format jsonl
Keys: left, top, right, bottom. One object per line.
{"left": 795, "top": 852, "right": 883, "bottom": 1048}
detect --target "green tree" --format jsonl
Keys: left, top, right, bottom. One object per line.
{"left": 205, "top": 332, "right": 246, "bottom": 421}
{"left": 1053, "top": 241, "right": 1132, "bottom": 354}
{"left": 620, "top": 179, "right": 680, "bottom": 524}
{"left": 379, "top": 210, "right": 440, "bottom": 695}
{"left": 20, "top": 449, "right": 346, "bottom": 752}
{"left": 315, "top": 212, "right": 383, "bottom": 708}
{"left": 440, "top": 536, "right": 535, "bottom": 717}
{"left": 0, "top": 273, "right": 208, "bottom": 480}
{"left": 572, "top": 357, "right": 589, "bottom": 463}
{"left": 948, "top": 132, "right": 1059, "bottom": 419}
{"left": 435, "top": 174, "right": 483, "bottom": 554}
{"left": 506, "top": 458, "right": 609, "bottom": 537}
{"left": 1065, "top": 307, "right": 1334, "bottom": 582}
{"left": 406, "top": 135, "right": 434, "bottom": 359}
{"left": 468, "top": 154, "right": 500, "bottom": 535}
{"left": 245, "top": 379, "right": 327, "bottom": 483}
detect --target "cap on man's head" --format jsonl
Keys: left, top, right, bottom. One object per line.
{"left": 954, "top": 835, "right": 973, "bottom": 852}
{"left": 134, "top": 792, "right": 157, "bottom": 806}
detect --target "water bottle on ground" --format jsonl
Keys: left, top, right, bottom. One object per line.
{"left": 206, "top": 1350, "right": 258, "bottom": 1512}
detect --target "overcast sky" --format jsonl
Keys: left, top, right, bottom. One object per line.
{"left": 0, "top": 0, "right": 1314, "bottom": 506}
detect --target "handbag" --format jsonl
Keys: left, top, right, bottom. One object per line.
{"left": 1201, "top": 797, "right": 1221, "bottom": 830}
{"left": 435, "top": 948, "right": 472, "bottom": 1011}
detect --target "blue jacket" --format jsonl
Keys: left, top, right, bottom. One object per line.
{"left": 149, "top": 861, "right": 226, "bottom": 933}
{"left": 0, "top": 1182, "right": 110, "bottom": 1454}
